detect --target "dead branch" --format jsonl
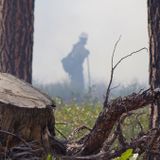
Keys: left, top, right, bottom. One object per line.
{"left": 104, "top": 38, "right": 148, "bottom": 107}
{"left": 55, "top": 127, "right": 68, "bottom": 140}
{"left": 110, "top": 84, "right": 120, "bottom": 91}
{"left": 113, "top": 47, "right": 148, "bottom": 70}
{"left": 68, "top": 88, "right": 160, "bottom": 155}
{"left": 104, "top": 35, "right": 121, "bottom": 106}
{"left": 62, "top": 128, "right": 160, "bottom": 160}
{"left": 116, "top": 113, "right": 132, "bottom": 147}
{"left": 68, "top": 125, "right": 91, "bottom": 142}
{"left": 101, "top": 132, "right": 118, "bottom": 153}
{"left": 0, "top": 130, "right": 30, "bottom": 147}
{"left": 135, "top": 113, "right": 145, "bottom": 134}
{"left": 0, "top": 141, "right": 45, "bottom": 160}
{"left": 104, "top": 128, "right": 160, "bottom": 159}
{"left": 49, "top": 135, "right": 67, "bottom": 155}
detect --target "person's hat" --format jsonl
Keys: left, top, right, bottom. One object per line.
{"left": 79, "top": 32, "right": 88, "bottom": 39}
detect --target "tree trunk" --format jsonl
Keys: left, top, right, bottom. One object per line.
{"left": 0, "top": 73, "right": 55, "bottom": 148}
{"left": 0, "top": 0, "right": 34, "bottom": 83}
{"left": 147, "top": 1, "right": 160, "bottom": 159}
{"left": 148, "top": 0, "right": 160, "bottom": 128}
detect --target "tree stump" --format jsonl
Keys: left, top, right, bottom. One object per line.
{"left": 0, "top": 73, "right": 55, "bottom": 147}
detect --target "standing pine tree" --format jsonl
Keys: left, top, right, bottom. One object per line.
{"left": 148, "top": 0, "right": 160, "bottom": 128}
{"left": 0, "top": 0, "right": 34, "bottom": 83}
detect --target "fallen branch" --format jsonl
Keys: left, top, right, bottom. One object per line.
{"left": 68, "top": 88, "right": 160, "bottom": 155}
{"left": 62, "top": 128, "right": 160, "bottom": 160}
{"left": 1, "top": 141, "right": 45, "bottom": 160}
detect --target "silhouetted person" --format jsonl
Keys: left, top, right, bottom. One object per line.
{"left": 62, "top": 33, "right": 90, "bottom": 93}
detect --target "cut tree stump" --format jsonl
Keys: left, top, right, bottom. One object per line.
{"left": 0, "top": 73, "right": 56, "bottom": 148}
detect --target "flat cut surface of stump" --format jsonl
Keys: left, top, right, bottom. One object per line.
{"left": 0, "top": 73, "right": 53, "bottom": 108}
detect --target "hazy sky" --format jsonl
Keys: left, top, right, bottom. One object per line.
{"left": 33, "top": 0, "right": 148, "bottom": 85}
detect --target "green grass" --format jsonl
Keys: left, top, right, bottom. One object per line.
{"left": 122, "top": 108, "right": 150, "bottom": 140}
{"left": 55, "top": 102, "right": 101, "bottom": 140}
{"left": 54, "top": 102, "right": 149, "bottom": 160}
{"left": 55, "top": 102, "right": 149, "bottom": 141}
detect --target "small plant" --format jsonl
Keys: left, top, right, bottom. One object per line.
{"left": 46, "top": 154, "right": 52, "bottom": 160}
{"left": 114, "top": 149, "right": 133, "bottom": 160}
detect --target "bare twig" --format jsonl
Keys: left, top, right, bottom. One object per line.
{"left": 5, "top": 141, "right": 44, "bottom": 160}
{"left": 116, "top": 113, "right": 133, "bottom": 147}
{"left": 113, "top": 47, "right": 148, "bottom": 70}
{"left": 104, "top": 35, "right": 121, "bottom": 107}
{"left": 103, "top": 35, "right": 148, "bottom": 107}
{"left": 48, "top": 135, "right": 67, "bottom": 155}
{"left": 68, "top": 125, "right": 91, "bottom": 141}
{"left": 0, "top": 130, "right": 30, "bottom": 147}
{"left": 55, "top": 127, "right": 68, "bottom": 140}
{"left": 110, "top": 84, "right": 120, "bottom": 91}
{"left": 111, "top": 36, "right": 122, "bottom": 69}
{"left": 135, "top": 112, "right": 145, "bottom": 133}
{"left": 56, "top": 122, "right": 68, "bottom": 125}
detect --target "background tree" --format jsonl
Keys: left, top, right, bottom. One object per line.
{"left": 0, "top": 0, "right": 35, "bottom": 83}
{"left": 148, "top": 0, "right": 160, "bottom": 129}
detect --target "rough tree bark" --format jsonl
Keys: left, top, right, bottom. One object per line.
{"left": 148, "top": 0, "right": 160, "bottom": 129}
{"left": 0, "top": 73, "right": 55, "bottom": 149}
{"left": 0, "top": 0, "right": 34, "bottom": 83}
